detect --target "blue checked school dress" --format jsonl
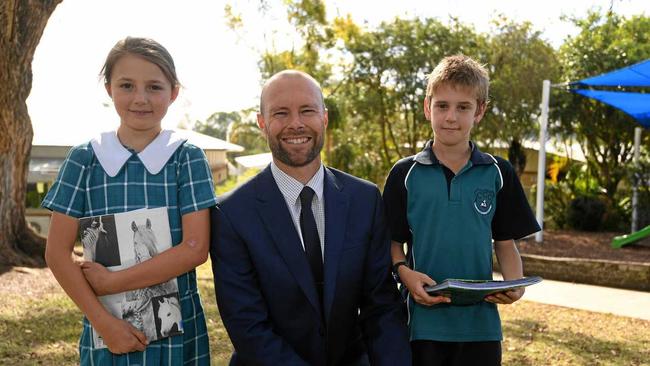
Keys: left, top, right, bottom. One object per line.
{"left": 42, "top": 130, "right": 217, "bottom": 366}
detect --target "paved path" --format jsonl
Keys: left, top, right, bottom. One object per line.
{"left": 494, "top": 273, "right": 650, "bottom": 320}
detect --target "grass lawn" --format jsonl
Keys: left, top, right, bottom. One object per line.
{"left": 1, "top": 261, "right": 648, "bottom": 365}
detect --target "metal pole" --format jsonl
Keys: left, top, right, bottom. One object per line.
{"left": 535, "top": 80, "right": 550, "bottom": 243}
{"left": 631, "top": 126, "right": 642, "bottom": 232}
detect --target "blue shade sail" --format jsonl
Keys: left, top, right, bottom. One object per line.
{"left": 572, "top": 59, "right": 650, "bottom": 87}
{"left": 571, "top": 89, "right": 650, "bottom": 127}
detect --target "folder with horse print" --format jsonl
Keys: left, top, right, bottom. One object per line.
{"left": 79, "top": 207, "right": 184, "bottom": 348}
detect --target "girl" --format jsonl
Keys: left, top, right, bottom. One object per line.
{"left": 43, "top": 37, "right": 216, "bottom": 365}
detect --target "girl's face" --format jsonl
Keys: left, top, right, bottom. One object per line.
{"left": 105, "top": 54, "right": 178, "bottom": 134}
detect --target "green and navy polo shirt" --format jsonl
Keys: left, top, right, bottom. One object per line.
{"left": 383, "top": 140, "right": 540, "bottom": 342}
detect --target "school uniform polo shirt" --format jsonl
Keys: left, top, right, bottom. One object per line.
{"left": 383, "top": 140, "right": 540, "bottom": 342}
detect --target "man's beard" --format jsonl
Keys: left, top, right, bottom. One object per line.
{"left": 267, "top": 130, "right": 324, "bottom": 167}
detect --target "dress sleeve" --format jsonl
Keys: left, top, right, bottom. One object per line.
{"left": 41, "top": 144, "right": 92, "bottom": 218}
{"left": 177, "top": 143, "right": 218, "bottom": 215}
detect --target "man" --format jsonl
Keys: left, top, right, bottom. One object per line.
{"left": 210, "top": 70, "right": 410, "bottom": 366}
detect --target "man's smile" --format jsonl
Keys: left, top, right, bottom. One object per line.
{"left": 281, "top": 136, "right": 312, "bottom": 145}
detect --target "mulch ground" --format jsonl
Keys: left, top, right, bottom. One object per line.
{"left": 518, "top": 229, "right": 650, "bottom": 263}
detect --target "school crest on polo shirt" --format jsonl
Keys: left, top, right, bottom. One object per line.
{"left": 473, "top": 189, "right": 495, "bottom": 215}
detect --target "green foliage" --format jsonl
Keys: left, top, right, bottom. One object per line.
{"left": 258, "top": 0, "right": 333, "bottom": 83}
{"left": 226, "top": 1, "right": 567, "bottom": 188}
{"left": 334, "top": 17, "right": 485, "bottom": 175}
{"left": 540, "top": 162, "right": 601, "bottom": 229}
{"left": 476, "top": 17, "right": 560, "bottom": 176}
{"left": 25, "top": 190, "right": 45, "bottom": 209}
{"left": 194, "top": 109, "right": 267, "bottom": 156}
{"left": 541, "top": 159, "right": 632, "bottom": 231}
{"left": 543, "top": 180, "right": 573, "bottom": 229}
{"left": 221, "top": 2, "right": 650, "bottom": 232}
{"left": 228, "top": 113, "right": 268, "bottom": 156}
{"left": 194, "top": 111, "right": 240, "bottom": 140}
{"left": 555, "top": 10, "right": 650, "bottom": 201}
{"left": 328, "top": 130, "right": 380, "bottom": 183}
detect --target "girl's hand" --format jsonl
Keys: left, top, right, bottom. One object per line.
{"left": 81, "top": 262, "right": 115, "bottom": 296}
{"left": 399, "top": 267, "right": 451, "bottom": 306}
{"left": 485, "top": 287, "right": 524, "bottom": 304}
{"left": 97, "top": 317, "right": 148, "bottom": 354}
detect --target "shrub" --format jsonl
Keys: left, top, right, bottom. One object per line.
{"left": 567, "top": 195, "right": 606, "bottom": 231}
{"left": 543, "top": 180, "right": 573, "bottom": 229}
{"left": 537, "top": 162, "right": 602, "bottom": 230}
{"left": 25, "top": 190, "right": 45, "bottom": 209}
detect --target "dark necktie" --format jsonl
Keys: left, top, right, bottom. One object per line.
{"left": 299, "top": 186, "right": 324, "bottom": 304}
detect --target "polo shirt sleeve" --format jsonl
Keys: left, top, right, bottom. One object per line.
{"left": 491, "top": 156, "right": 541, "bottom": 241}
{"left": 382, "top": 157, "right": 415, "bottom": 244}
{"left": 41, "top": 144, "right": 92, "bottom": 218}
{"left": 177, "top": 143, "right": 218, "bottom": 216}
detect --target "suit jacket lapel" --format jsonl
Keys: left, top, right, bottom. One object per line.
{"left": 322, "top": 168, "right": 348, "bottom": 324}
{"left": 254, "top": 166, "right": 322, "bottom": 315}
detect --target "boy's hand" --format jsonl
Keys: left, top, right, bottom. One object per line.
{"left": 485, "top": 287, "right": 524, "bottom": 304}
{"left": 399, "top": 267, "right": 451, "bottom": 306}
{"left": 96, "top": 317, "right": 148, "bottom": 354}
{"left": 81, "top": 261, "right": 115, "bottom": 296}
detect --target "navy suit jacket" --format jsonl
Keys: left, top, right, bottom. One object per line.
{"left": 210, "top": 166, "right": 410, "bottom": 366}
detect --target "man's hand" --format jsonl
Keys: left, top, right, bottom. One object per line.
{"left": 485, "top": 287, "right": 524, "bottom": 304}
{"left": 399, "top": 267, "right": 451, "bottom": 306}
{"left": 81, "top": 262, "right": 115, "bottom": 296}
{"left": 96, "top": 317, "right": 148, "bottom": 354}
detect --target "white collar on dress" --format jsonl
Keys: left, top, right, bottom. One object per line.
{"left": 90, "top": 129, "right": 187, "bottom": 177}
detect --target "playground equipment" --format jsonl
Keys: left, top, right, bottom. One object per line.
{"left": 541, "top": 59, "right": 650, "bottom": 248}
{"left": 611, "top": 224, "right": 650, "bottom": 248}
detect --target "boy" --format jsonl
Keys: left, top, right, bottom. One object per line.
{"left": 383, "top": 55, "right": 540, "bottom": 366}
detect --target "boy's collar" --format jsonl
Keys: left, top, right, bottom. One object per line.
{"left": 413, "top": 140, "right": 494, "bottom": 166}
{"left": 90, "top": 129, "right": 187, "bottom": 177}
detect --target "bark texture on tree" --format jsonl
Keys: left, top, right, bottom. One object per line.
{"left": 0, "top": 0, "right": 62, "bottom": 267}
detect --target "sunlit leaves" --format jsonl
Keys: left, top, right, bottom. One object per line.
{"left": 556, "top": 10, "right": 650, "bottom": 203}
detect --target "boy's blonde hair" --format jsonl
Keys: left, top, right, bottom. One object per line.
{"left": 426, "top": 55, "right": 489, "bottom": 106}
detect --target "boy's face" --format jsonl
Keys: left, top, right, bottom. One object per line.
{"left": 424, "top": 83, "right": 486, "bottom": 149}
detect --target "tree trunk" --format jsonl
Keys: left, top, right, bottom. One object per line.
{"left": 508, "top": 139, "right": 527, "bottom": 177}
{"left": 0, "top": 0, "right": 62, "bottom": 267}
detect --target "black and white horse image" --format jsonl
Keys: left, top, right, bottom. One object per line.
{"left": 155, "top": 296, "right": 182, "bottom": 338}
{"left": 81, "top": 217, "right": 106, "bottom": 261}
